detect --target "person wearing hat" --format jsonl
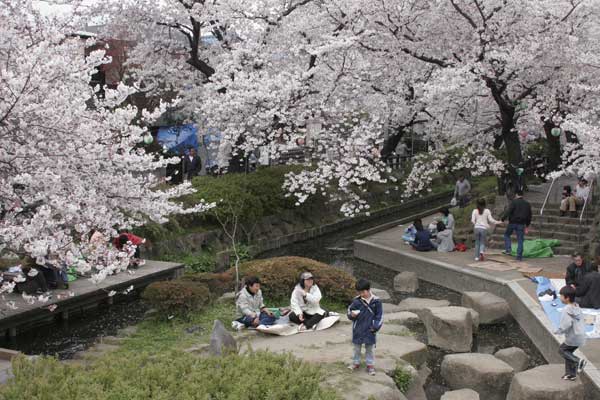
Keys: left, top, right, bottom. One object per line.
{"left": 289, "top": 272, "right": 327, "bottom": 331}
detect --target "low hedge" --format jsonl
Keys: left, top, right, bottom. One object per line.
{"left": 141, "top": 281, "right": 211, "bottom": 317}
{"left": 179, "top": 271, "right": 235, "bottom": 297}
{"left": 235, "top": 256, "right": 356, "bottom": 303}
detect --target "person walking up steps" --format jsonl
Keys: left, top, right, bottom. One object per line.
{"left": 347, "top": 279, "right": 383, "bottom": 376}
{"left": 502, "top": 190, "right": 532, "bottom": 261}
{"left": 555, "top": 286, "right": 587, "bottom": 380}
{"left": 471, "top": 198, "right": 503, "bottom": 261}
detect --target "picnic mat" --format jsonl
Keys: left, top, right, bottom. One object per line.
{"left": 468, "top": 262, "right": 516, "bottom": 272}
{"left": 534, "top": 277, "right": 600, "bottom": 338}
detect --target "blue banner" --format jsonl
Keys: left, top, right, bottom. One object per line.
{"left": 157, "top": 124, "right": 199, "bottom": 154}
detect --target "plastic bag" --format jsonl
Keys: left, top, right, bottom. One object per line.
{"left": 450, "top": 197, "right": 457, "bottom": 207}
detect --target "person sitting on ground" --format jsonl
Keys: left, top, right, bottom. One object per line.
{"left": 15, "top": 257, "right": 50, "bottom": 295}
{"left": 575, "top": 246, "right": 600, "bottom": 309}
{"left": 434, "top": 221, "right": 454, "bottom": 253}
{"left": 454, "top": 175, "right": 471, "bottom": 208}
{"left": 347, "top": 278, "right": 383, "bottom": 376}
{"left": 233, "top": 276, "right": 276, "bottom": 330}
{"left": 561, "top": 178, "right": 590, "bottom": 217}
{"left": 565, "top": 252, "right": 597, "bottom": 288}
{"left": 289, "top": 272, "right": 327, "bottom": 332}
{"left": 410, "top": 218, "right": 436, "bottom": 252}
{"left": 439, "top": 207, "right": 455, "bottom": 231}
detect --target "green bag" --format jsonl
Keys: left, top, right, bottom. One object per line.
{"left": 266, "top": 308, "right": 282, "bottom": 318}
{"left": 511, "top": 239, "right": 560, "bottom": 258}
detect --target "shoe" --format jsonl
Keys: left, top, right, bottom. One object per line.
{"left": 367, "top": 365, "right": 376, "bottom": 376}
{"left": 578, "top": 359, "right": 587, "bottom": 373}
{"left": 231, "top": 321, "right": 244, "bottom": 331}
{"left": 562, "top": 374, "right": 576, "bottom": 381}
{"left": 348, "top": 363, "right": 360, "bottom": 371}
{"left": 479, "top": 253, "right": 485, "bottom": 261}
{"left": 501, "top": 250, "right": 508, "bottom": 255}
{"left": 474, "top": 258, "right": 479, "bottom": 261}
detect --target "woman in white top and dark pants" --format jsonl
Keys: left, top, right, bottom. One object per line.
{"left": 289, "top": 272, "right": 327, "bottom": 331}
{"left": 471, "top": 198, "right": 502, "bottom": 261}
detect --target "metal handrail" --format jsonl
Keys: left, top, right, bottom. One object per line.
{"left": 579, "top": 179, "right": 594, "bottom": 223}
{"left": 539, "top": 177, "right": 556, "bottom": 217}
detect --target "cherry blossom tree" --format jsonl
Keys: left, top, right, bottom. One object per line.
{"left": 84, "top": 0, "right": 600, "bottom": 206}
{"left": 0, "top": 0, "right": 213, "bottom": 297}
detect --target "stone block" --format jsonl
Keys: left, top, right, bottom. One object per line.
{"left": 494, "top": 347, "right": 530, "bottom": 372}
{"left": 441, "top": 353, "right": 514, "bottom": 400}
{"left": 441, "top": 388, "right": 480, "bottom": 400}
{"left": 372, "top": 288, "right": 392, "bottom": 303}
{"left": 462, "top": 291, "right": 510, "bottom": 324}
{"left": 209, "top": 320, "right": 237, "bottom": 356}
{"left": 383, "top": 312, "right": 420, "bottom": 325}
{"left": 506, "top": 364, "right": 584, "bottom": 400}
{"left": 421, "top": 307, "right": 478, "bottom": 352}
{"left": 397, "top": 298, "right": 450, "bottom": 317}
{"left": 393, "top": 272, "right": 418, "bottom": 293}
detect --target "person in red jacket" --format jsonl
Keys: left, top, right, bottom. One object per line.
{"left": 113, "top": 231, "right": 145, "bottom": 259}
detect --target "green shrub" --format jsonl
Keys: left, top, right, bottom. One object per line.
{"left": 236, "top": 256, "right": 356, "bottom": 303}
{"left": 141, "top": 281, "right": 211, "bottom": 317}
{"left": 392, "top": 365, "right": 413, "bottom": 393}
{"left": 2, "top": 352, "right": 339, "bottom": 400}
{"left": 160, "top": 250, "right": 217, "bottom": 273}
{"left": 180, "top": 271, "right": 235, "bottom": 296}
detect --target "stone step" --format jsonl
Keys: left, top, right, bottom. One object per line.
{"left": 527, "top": 221, "right": 592, "bottom": 232}
{"left": 530, "top": 215, "right": 594, "bottom": 226}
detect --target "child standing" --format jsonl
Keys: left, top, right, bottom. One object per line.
{"left": 347, "top": 279, "right": 383, "bottom": 376}
{"left": 555, "top": 286, "right": 587, "bottom": 380}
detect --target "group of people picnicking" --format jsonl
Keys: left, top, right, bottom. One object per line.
{"left": 2, "top": 230, "right": 146, "bottom": 298}
{"left": 233, "top": 273, "right": 384, "bottom": 375}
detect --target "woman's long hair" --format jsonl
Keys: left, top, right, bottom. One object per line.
{"left": 476, "top": 198, "right": 486, "bottom": 215}
{"left": 413, "top": 218, "right": 424, "bottom": 232}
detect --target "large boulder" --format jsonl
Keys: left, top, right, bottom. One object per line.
{"left": 421, "top": 307, "right": 479, "bottom": 352}
{"left": 209, "top": 320, "right": 237, "bottom": 356}
{"left": 324, "top": 366, "right": 407, "bottom": 400}
{"left": 441, "top": 353, "right": 514, "bottom": 400}
{"left": 384, "top": 312, "right": 421, "bottom": 325}
{"left": 398, "top": 298, "right": 450, "bottom": 316}
{"left": 372, "top": 288, "right": 393, "bottom": 303}
{"left": 394, "top": 272, "right": 418, "bottom": 293}
{"left": 441, "top": 389, "right": 480, "bottom": 400}
{"left": 462, "top": 291, "right": 510, "bottom": 324}
{"left": 506, "top": 364, "right": 585, "bottom": 400}
{"left": 494, "top": 347, "right": 530, "bottom": 372}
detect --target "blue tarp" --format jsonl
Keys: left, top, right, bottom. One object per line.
{"left": 532, "top": 276, "right": 599, "bottom": 337}
{"left": 157, "top": 124, "right": 199, "bottom": 154}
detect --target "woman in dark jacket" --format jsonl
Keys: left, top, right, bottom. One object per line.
{"left": 410, "top": 219, "right": 436, "bottom": 252}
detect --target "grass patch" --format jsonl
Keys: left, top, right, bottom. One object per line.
{"left": 2, "top": 351, "right": 339, "bottom": 400}
{"left": 392, "top": 364, "right": 413, "bottom": 393}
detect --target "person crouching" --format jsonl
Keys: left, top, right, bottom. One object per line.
{"left": 347, "top": 279, "right": 383, "bottom": 376}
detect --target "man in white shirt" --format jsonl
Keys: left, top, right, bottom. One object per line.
{"left": 562, "top": 178, "right": 590, "bottom": 217}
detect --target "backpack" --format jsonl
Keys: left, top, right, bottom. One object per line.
{"left": 454, "top": 243, "right": 467, "bottom": 252}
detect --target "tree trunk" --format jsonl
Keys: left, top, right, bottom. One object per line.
{"left": 500, "top": 106, "right": 525, "bottom": 197}
{"left": 542, "top": 120, "right": 562, "bottom": 172}
{"left": 381, "top": 127, "right": 405, "bottom": 160}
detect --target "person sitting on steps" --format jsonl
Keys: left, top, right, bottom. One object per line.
{"left": 560, "top": 178, "right": 590, "bottom": 218}
{"left": 289, "top": 272, "right": 327, "bottom": 332}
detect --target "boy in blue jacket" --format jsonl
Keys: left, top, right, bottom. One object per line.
{"left": 347, "top": 278, "right": 383, "bottom": 375}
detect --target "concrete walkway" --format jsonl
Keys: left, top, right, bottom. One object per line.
{"left": 355, "top": 226, "right": 600, "bottom": 398}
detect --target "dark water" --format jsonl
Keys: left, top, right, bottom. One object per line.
{"left": 1, "top": 296, "right": 148, "bottom": 359}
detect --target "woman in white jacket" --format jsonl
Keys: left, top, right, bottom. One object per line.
{"left": 471, "top": 198, "right": 503, "bottom": 261}
{"left": 289, "top": 272, "right": 327, "bottom": 331}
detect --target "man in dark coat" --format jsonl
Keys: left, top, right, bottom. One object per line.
{"left": 502, "top": 190, "right": 532, "bottom": 261}
{"left": 566, "top": 253, "right": 597, "bottom": 287}
{"left": 575, "top": 271, "right": 600, "bottom": 309}
{"left": 183, "top": 148, "right": 202, "bottom": 180}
